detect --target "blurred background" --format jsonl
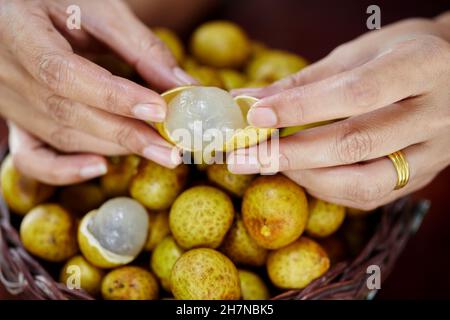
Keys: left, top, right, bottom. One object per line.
{"left": 1, "top": 0, "right": 449, "bottom": 299}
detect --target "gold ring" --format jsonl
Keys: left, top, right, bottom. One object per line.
{"left": 387, "top": 151, "right": 410, "bottom": 190}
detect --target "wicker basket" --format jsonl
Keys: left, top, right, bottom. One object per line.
{"left": 0, "top": 144, "right": 430, "bottom": 300}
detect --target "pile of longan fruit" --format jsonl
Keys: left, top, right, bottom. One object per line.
{"left": 0, "top": 21, "right": 372, "bottom": 300}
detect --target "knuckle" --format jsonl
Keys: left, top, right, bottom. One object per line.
{"left": 291, "top": 88, "right": 306, "bottom": 124}
{"left": 334, "top": 122, "right": 374, "bottom": 164}
{"left": 49, "top": 127, "right": 79, "bottom": 152}
{"left": 140, "top": 36, "right": 175, "bottom": 64}
{"left": 46, "top": 95, "right": 78, "bottom": 125}
{"left": 343, "top": 177, "right": 384, "bottom": 204}
{"left": 342, "top": 72, "right": 380, "bottom": 109}
{"left": 102, "top": 79, "right": 121, "bottom": 112}
{"left": 114, "top": 124, "right": 137, "bottom": 149}
{"left": 37, "top": 52, "right": 74, "bottom": 93}
{"left": 399, "top": 35, "right": 449, "bottom": 64}
{"left": 140, "top": 37, "right": 166, "bottom": 55}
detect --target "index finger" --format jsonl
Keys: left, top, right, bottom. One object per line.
{"left": 247, "top": 36, "right": 446, "bottom": 128}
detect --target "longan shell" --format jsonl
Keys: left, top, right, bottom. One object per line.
{"left": 150, "top": 236, "right": 184, "bottom": 292}
{"left": 101, "top": 266, "right": 159, "bottom": 300}
{"left": 60, "top": 255, "right": 104, "bottom": 296}
{"left": 242, "top": 175, "right": 308, "bottom": 249}
{"left": 267, "top": 237, "right": 330, "bottom": 289}
{"left": 130, "top": 160, "right": 189, "bottom": 211}
{"left": 206, "top": 164, "right": 255, "bottom": 197}
{"left": 238, "top": 269, "right": 270, "bottom": 300}
{"left": 169, "top": 186, "right": 234, "bottom": 249}
{"left": 20, "top": 204, "right": 78, "bottom": 262}
{"left": 306, "top": 199, "right": 346, "bottom": 238}
{"left": 171, "top": 248, "right": 241, "bottom": 300}
{"left": 221, "top": 215, "right": 268, "bottom": 266}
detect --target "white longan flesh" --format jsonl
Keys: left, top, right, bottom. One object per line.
{"left": 165, "top": 87, "right": 246, "bottom": 150}
{"left": 88, "top": 197, "right": 148, "bottom": 257}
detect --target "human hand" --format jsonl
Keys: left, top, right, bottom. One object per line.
{"left": 0, "top": 0, "right": 195, "bottom": 184}
{"left": 229, "top": 17, "right": 450, "bottom": 210}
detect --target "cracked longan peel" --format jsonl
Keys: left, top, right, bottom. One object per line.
{"left": 154, "top": 86, "right": 274, "bottom": 152}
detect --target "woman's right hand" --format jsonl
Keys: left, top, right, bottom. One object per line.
{"left": 0, "top": 0, "right": 195, "bottom": 185}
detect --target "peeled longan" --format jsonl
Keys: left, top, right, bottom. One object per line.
{"left": 78, "top": 197, "right": 149, "bottom": 268}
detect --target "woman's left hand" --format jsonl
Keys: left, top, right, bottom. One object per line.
{"left": 229, "top": 17, "right": 450, "bottom": 210}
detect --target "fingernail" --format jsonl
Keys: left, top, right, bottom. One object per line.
{"left": 80, "top": 163, "right": 107, "bottom": 179}
{"left": 173, "top": 67, "right": 197, "bottom": 85}
{"left": 133, "top": 103, "right": 166, "bottom": 122}
{"left": 247, "top": 107, "right": 278, "bottom": 127}
{"left": 231, "top": 89, "right": 267, "bottom": 98}
{"left": 143, "top": 144, "right": 182, "bottom": 168}
{"left": 227, "top": 153, "right": 260, "bottom": 174}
